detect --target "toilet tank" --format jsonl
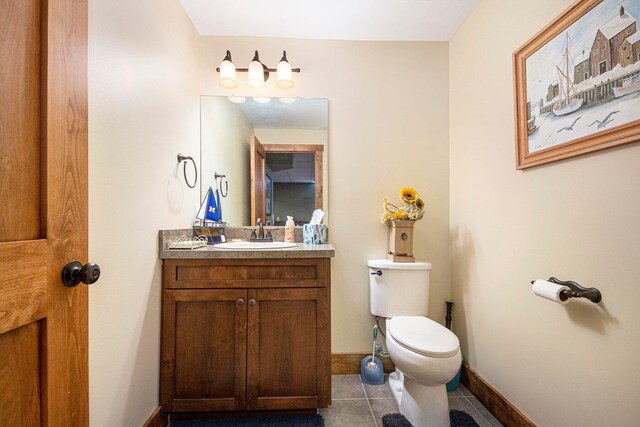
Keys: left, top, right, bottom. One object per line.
{"left": 368, "top": 259, "right": 432, "bottom": 317}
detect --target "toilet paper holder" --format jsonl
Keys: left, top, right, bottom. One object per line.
{"left": 530, "top": 277, "right": 602, "bottom": 303}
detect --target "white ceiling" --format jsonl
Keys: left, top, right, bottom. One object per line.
{"left": 179, "top": 0, "right": 480, "bottom": 41}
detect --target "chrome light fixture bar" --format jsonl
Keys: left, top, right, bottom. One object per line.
{"left": 216, "top": 50, "right": 301, "bottom": 89}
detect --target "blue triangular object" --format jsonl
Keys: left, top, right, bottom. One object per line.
{"left": 205, "top": 187, "right": 220, "bottom": 222}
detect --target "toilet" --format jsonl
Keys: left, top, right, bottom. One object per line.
{"left": 368, "top": 259, "right": 461, "bottom": 427}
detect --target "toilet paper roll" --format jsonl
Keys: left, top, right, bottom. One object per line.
{"left": 532, "top": 279, "right": 569, "bottom": 304}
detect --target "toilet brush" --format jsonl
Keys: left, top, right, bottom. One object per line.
{"left": 360, "top": 325, "right": 384, "bottom": 385}
{"left": 366, "top": 325, "right": 379, "bottom": 370}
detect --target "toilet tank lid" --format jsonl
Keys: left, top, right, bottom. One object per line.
{"left": 367, "top": 259, "right": 432, "bottom": 270}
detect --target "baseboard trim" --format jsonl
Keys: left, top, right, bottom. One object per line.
{"left": 331, "top": 353, "right": 395, "bottom": 374}
{"left": 142, "top": 406, "right": 168, "bottom": 427}
{"left": 461, "top": 364, "right": 536, "bottom": 427}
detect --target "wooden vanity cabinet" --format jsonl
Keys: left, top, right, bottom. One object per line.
{"left": 160, "top": 258, "right": 331, "bottom": 415}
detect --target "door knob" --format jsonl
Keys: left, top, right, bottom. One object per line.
{"left": 61, "top": 261, "right": 101, "bottom": 287}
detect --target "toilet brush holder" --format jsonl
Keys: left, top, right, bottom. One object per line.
{"left": 360, "top": 356, "right": 384, "bottom": 385}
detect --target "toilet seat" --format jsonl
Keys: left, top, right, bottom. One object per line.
{"left": 387, "top": 316, "right": 459, "bottom": 358}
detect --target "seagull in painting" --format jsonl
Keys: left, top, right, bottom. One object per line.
{"left": 589, "top": 111, "right": 619, "bottom": 129}
{"left": 557, "top": 116, "right": 581, "bottom": 133}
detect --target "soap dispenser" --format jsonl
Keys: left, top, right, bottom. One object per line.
{"left": 284, "top": 216, "right": 295, "bottom": 243}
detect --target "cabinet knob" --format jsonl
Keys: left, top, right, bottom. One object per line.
{"left": 249, "top": 299, "right": 256, "bottom": 306}
{"left": 237, "top": 299, "right": 245, "bottom": 305}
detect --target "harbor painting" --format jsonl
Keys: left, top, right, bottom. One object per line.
{"left": 514, "top": 0, "right": 640, "bottom": 169}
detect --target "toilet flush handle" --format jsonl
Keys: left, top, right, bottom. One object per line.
{"left": 371, "top": 270, "right": 382, "bottom": 276}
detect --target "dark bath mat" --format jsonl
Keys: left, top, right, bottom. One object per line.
{"left": 381, "top": 413, "right": 413, "bottom": 427}
{"left": 450, "top": 410, "right": 481, "bottom": 427}
{"left": 169, "top": 414, "right": 324, "bottom": 427}
{"left": 382, "top": 410, "right": 480, "bottom": 427}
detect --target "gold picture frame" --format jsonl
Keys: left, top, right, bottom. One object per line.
{"left": 514, "top": 0, "right": 640, "bottom": 169}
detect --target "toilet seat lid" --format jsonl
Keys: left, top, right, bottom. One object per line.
{"left": 387, "top": 316, "right": 459, "bottom": 358}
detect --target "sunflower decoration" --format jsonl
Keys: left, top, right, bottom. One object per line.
{"left": 381, "top": 187, "right": 426, "bottom": 223}
{"left": 400, "top": 187, "right": 418, "bottom": 203}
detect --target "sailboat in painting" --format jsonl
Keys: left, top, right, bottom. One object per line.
{"left": 553, "top": 32, "right": 584, "bottom": 116}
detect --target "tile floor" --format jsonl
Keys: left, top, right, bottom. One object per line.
{"left": 319, "top": 374, "right": 502, "bottom": 427}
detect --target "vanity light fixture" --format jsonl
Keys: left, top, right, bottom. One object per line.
{"left": 217, "top": 50, "right": 300, "bottom": 89}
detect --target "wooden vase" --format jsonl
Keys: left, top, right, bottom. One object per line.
{"left": 387, "top": 220, "right": 415, "bottom": 263}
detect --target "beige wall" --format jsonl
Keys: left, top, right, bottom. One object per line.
{"left": 201, "top": 37, "right": 451, "bottom": 352}
{"left": 88, "top": 0, "right": 200, "bottom": 425}
{"left": 450, "top": 1, "right": 640, "bottom": 426}
{"left": 201, "top": 96, "right": 252, "bottom": 225}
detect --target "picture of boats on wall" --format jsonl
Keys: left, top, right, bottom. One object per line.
{"left": 525, "top": 0, "right": 640, "bottom": 154}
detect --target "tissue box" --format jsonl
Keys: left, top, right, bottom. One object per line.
{"left": 303, "top": 224, "right": 328, "bottom": 244}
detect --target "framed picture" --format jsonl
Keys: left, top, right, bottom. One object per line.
{"left": 265, "top": 174, "right": 272, "bottom": 216}
{"left": 514, "top": 0, "right": 640, "bottom": 169}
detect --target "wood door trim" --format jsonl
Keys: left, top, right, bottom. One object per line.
{"left": 250, "top": 134, "right": 266, "bottom": 226}
{"left": 262, "top": 144, "right": 324, "bottom": 153}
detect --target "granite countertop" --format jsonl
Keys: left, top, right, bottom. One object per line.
{"left": 159, "top": 228, "right": 334, "bottom": 259}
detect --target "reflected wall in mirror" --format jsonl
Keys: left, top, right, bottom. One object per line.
{"left": 200, "top": 96, "right": 328, "bottom": 226}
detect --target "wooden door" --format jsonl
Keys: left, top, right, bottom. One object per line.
{"left": 250, "top": 133, "right": 266, "bottom": 225}
{"left": 246, "top": 288, "right": 330, "bottom": 410}
{"left": 0, "top": 0, "right": 88, "bottom": 426}
{"left": 161, "top": 289, "right": 248, "bottom": 412}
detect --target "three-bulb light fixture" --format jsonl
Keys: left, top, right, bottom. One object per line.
{"left": 217, "top": 50, "right": 300, "bottom": 104}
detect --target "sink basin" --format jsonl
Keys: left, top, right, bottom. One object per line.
{"left": 214, "top": 241, "right": 298, "bottom": 250}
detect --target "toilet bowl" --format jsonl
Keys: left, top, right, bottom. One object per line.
{"left": 385, "top": 316, "right": 461, "bottom": 427}
{"left": 367, "top": 259, "right": 461, "bottom": 427}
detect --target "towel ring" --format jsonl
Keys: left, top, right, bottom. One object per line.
{"left": 177, "top": 154, "right": 197, "bottom": 188}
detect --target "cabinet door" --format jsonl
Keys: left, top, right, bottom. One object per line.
{"left": 161, "top": 289, "right": 247, "bottom": 412}
{"left": 247, "top": 288, "right": 330, "bottom": 410}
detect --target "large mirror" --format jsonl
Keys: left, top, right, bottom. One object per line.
{"left": 200, "top": 96, "right": 328, "bottom": 226}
